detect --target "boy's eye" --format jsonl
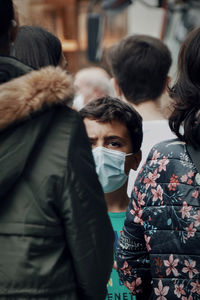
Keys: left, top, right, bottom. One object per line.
{"left": 108, "top": 141, "right": 122, "bottom": 148}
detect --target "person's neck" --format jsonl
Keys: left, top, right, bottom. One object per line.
{"left": 105, "top": 182, "right": 129, "bottom": 213}
{"left": 131, "top": 98, "right": 165, "bottom": 121}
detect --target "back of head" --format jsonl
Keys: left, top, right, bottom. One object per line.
{"left": 0, "top": 0, "right": 14, "bottom": 51}
{"left": 107, "top": 35, "right": 172, "bottom": 104}
{"left": 14, "top": 26, "right": 62, "bottom": 69}
{"left": 169, "top": 26, "right": 200, "bottom": 148}
{"left": 79, "top": 96, "right": 143, "bottom": 153}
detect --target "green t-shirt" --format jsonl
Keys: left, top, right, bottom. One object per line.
{"left": 106, "top": 212, "right": 136, "bottom": 300}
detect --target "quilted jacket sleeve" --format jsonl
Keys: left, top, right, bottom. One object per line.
{"left": 60, "top": 114, "right": 114, "bottom": 300}
{"left": 116, "top": 165, "right": 153, "bottom": 299}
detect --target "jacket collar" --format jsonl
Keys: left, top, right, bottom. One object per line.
{"left": 0, "top": 65, "right": 74, "bottom": 131}
{"left": 0, "top": 56, "right": 33, "bottom": 84}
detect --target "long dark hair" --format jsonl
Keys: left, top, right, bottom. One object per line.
{"left": 0, "top": 0, "right": 14, "bottom": 51}
{"left": 0, "top": 0, "right": 14, "bottom": 36}
{"left": 168, "top": 27, "right": 200, "bottom": 149}
{"left": 14, "top": 26, "right": 62, "bottom": 69}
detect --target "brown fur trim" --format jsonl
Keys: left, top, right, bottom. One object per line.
{"left": 0, "top": 66, "right": 74, "bottom": 130}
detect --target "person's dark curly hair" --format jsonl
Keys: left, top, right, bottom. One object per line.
{"left": 79, "top": 96, "right": 143, "bottom": 154}
{"left": 168, "top": 27, "right": 200, "bottom": 149}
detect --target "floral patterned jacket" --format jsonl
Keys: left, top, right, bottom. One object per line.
{"left": 116, "top": 139, "right": 200, "bottom": 300}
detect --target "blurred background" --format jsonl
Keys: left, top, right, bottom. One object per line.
{"left": 13, "top": 0, "right": 200, "bottom": 80}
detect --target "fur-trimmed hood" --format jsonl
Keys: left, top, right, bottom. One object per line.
{"left": 0, "top": 66, "right": 74, "bottom": 130}
{"left": 0, "top": 66, "right": 75, "bottom": 198}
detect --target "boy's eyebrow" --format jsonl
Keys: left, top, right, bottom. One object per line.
{"left": 105, "top": 136, "right": 125, "bottom": 141}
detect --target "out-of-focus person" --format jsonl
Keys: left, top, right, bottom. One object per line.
{"left": 73, "top": 66, "right": 114, "bottom": 110}
{"left": 0, "top": 1, "right": 114, "bottom": 299}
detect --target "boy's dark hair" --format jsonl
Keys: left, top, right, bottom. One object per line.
{"left": 14, "top": 26, "right": 62, "bottom": 69}
{"left": 168, "top": 27, "right": 200, "bottom": 149}
{"left": 107, "top": 35, "right": 172, "bottom": 104}
{"left": 79, "top": 96, "right": 143, "bottom": 153}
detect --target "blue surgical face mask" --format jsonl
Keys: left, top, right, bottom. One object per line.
{"left": 92, "top": 146, "right": 133, "bottom": 193}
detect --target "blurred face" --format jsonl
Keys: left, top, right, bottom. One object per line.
{"left": 84, "top": 118, "right": 140, "bottom": 174}
{"left": 74, "top": 76, "right": 92, "bottom": 106}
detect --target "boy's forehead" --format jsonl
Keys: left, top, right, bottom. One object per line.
{"left": 84, "top": 118, "right": 131, "bottom": 140}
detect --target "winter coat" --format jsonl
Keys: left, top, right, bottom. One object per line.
{"left": 0, "top": 56, "right": 114, "bottom": 300}
{"left": 116, "top": 139, "right": 200, "bottom": 300}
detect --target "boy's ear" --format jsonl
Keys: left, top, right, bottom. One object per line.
{"left": 111, "top": 77, "right": 123, "bottom": 97}
{"left": 131, "top": 150, "right": 142, "bottom": 171}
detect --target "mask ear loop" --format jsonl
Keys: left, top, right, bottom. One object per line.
{"left": 126, "top": 152, "right": 134, "bottom": 157}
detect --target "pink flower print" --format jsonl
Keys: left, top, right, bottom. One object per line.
{"left": 193, "top": 210, "right": 200, "bottom": 227}
{"left": 187, "top": 179, "right": 193, "bottom": 185}
{"left": 136, "top": 277, "right": 142, "bottom": 287}
{"left": 182, "top": 296, "right": 193, "bottom": 300}
{"left": 192, "top": 190, "right": 199, "bottom": 199}
{"left": 186, "top": 223, "right": 196, "bottom": 239}
{"left": 124, "top": 280, "right": 136, "bottom": 294}
{"left": 151, "top": 185, "right": 163, "bottom": 203}
{"left": 144, "top": 170, "right": 160, "bottom": 189}
{"left": 168, "top": 174, "right": 180, "bottom": 191}
{"left": 138, "top": 167, "right": 144, "bottom": 174}
{"left": 144, "top": 235, "right": 151, "bottom": 252}
{"left": 182, "top": 260, "right": 199, "bottom": 279}
{"left": 133, "top": 186, "right": 138, "bottom": 194}
{"left": 135, "top": 278, "right": 143, "bottom": 293}
{"left": 174, "top": 284, "right": 186, "bottom": 298}
{"left": 137, "top": 192, "right": 146, "bottom": 206}
{"left": 180, "top": 174, "right": 188, "bottom": 183}
{"left": 150, "top": 149, "right": 160, "bottom": 166}
{"left": 154, "top": 280, "right": 169, "bottom": 300}
{"left": 179, "top": 201, "right": 192, "bottom": 219}
{"left": 130, "top": 200, "right": 144, "bottom": 225}
{"left": 124, "top": 278, "right": 142, "bottom": 294}
{"left": 191, "top": 280, "right": 200, "bottom": 294}
{"left": 158, "top": 156, "right": 169, "bottom": 172}
{"left": 188, "top": 171, "right": 194, "bottom": 178}
{"left": 163, "top": 254, "right": 179, "bottom": 276}
{"left": 120, "top": 261, "right": 132, "bottom": 275}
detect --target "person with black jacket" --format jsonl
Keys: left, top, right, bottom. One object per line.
{"left": 0, "top": 1, "right": 114, "bottom": 299}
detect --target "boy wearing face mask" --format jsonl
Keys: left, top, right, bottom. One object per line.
{"left": 80, "top": 96, "right": 143, "bottom": 300}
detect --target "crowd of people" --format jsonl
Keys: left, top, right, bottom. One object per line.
{"left": 0, "top": 0, "right": 199, "bottom": 300}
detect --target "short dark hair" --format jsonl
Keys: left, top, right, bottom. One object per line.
{"left": 168, "top": 27, "right": 200, "bottom": 149}
{"left": 14, "top": 26, "right": 62, "bottom": 69}
{"left": 107, "top": 35, "right": 172, "bottom": 104}
{"left": 79, "top": 96, "right": 143, "bottom": 153}
{"left": 0, "top": 0, "right": 14, "bottom": 36}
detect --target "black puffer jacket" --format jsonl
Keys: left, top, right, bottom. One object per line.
{"left": 0, "top": 56, "right": 114, "bottom": 299}
{"left": 116, "top": 139, "right": 200, "bottom": 300}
